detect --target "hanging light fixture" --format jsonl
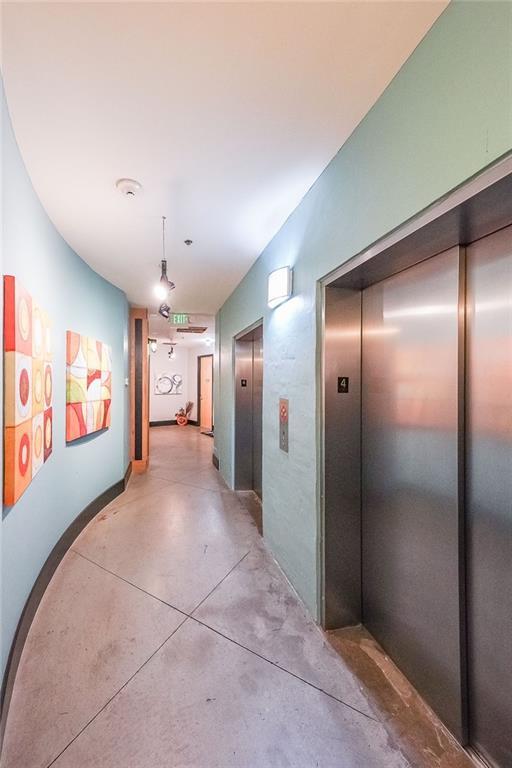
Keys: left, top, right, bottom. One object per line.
{"left": 158, "top": 303, "right": 171, "bottom": 320}
{"left": 154, "top": 216, "right": 175, "bottom": 301}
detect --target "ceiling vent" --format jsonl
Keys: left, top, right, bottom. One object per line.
{"left": 177, "top": 326, "right": 207, "bottom": 334}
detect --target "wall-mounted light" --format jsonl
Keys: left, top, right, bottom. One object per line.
{"left": 267, "top": 266, "right": 293, "bottom": 308}
{"left": 148, "top": 338, "right": 158, "bottom": 353}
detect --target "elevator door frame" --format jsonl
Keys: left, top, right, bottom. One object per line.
{"left": 233, "top": 320, "right": 263, "bottom": 495}
{"left": 319, "top": 152, "right": 512, "bottom": 750}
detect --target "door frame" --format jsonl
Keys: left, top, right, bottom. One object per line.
{"left": 319, "top": 152, "right": 512, "bottom": 628}
{"left": 197, "top": 353, "right": 214, "bottom": 432}
{"left": 233, "top": 319, "right": 263, "bottom": 492}
{"left": 318, "top": 152, "right": 512, "bottom": 751}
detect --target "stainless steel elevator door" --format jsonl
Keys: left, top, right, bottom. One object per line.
{"left": 466, "top": 226, "right": 512, "bottom": 768}
{"left": 234, "top": 325, "right": 263, "bottom": 497}
{"left": 252, "top": 335, "right": 263, "bottom": 499}
{"left": 234, "top": 339, "right": 255, "bottom": 490}
{"left": 361, "top": 247, "right": 465, "bottom": 739}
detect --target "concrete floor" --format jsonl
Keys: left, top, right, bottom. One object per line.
{"left": 1, "top": 427, "right": 475, "bottom": 768}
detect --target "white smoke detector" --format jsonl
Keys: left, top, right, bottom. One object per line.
{"left": 115, "top": 178, "right": 142, "bottom": 197}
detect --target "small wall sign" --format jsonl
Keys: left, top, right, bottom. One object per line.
{"left": 241, "top": 379, "right": 247, "bottom": 388}
{"left": 338, "top": 376, "right": 349, "bottom": 394}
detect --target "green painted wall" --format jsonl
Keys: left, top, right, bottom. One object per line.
{"left": 214, "top": 0, "right": 512, "bottom": 618}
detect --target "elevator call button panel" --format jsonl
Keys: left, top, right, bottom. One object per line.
{"left": 279, "top": 398, "right": 289, "bottom": 453}
{"left": 338, "top": 377, "right": 349, "bottom": 393}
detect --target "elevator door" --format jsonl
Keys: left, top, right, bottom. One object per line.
{"left": 361, "top": 248, "right": 464, "bottom": 739}
{"left": 252, "top": 335, "right": 263, "bottom": 499}
{"left": 234, "top": 325, "right": 263, "bottom": 498}
{"left": 466, "top": 226, "right": 512, "bottom": 767}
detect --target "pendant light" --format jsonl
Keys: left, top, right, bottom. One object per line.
{"left": 159, "top": 303, "right": 171, "bottom": 319}
{"left": 154, "top": 216, "right": 175, "bottom": 301}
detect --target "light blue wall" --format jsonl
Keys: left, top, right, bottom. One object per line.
{"left": 1, "top": 84, "right": 130, "bottom": 674}
{"left": 215, "top": 0, "right": 512, "bottom": 618}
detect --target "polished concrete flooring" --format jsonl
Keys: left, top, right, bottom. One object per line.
{"left": 1, "top": 427, "right": 475, "bottom": 768}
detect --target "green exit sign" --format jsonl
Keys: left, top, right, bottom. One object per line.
{"left": 170, "top": 313, "right": 189, "bottom": 325}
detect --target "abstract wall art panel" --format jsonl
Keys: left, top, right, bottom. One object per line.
{"left": 44, "top": 408, "right": 53, "bottom": 461}
{"left": 4, "top": 421, "right": 32, "bottom": 503}
{"left": 66, "top": 402, "right": 87, "bottom": 442}
{"left": 4, "top": 276, "right": 53, "bottom": 505}
{"left": 44, "top": 363, "right": 53, "bottom": 409}
{"left": 100, "top": 371, "right": 111, "bottom": 400}
{"left": 87, "top": 369, "right": 101, "bottom": 402}
{"left": 32, "top": 412, "right": 44, "bottom": 478}
{"left": 67, "top": 367, "right": 87, "bottom": 403}
{"left": 66, "top": 330, "right": 112, "bottom": 442}
{"left": 32, "top": 358, "right": 44, "bottom": 415}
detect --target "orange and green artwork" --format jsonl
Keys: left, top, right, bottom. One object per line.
{"left": 4, "top": 275, "right": 53, "bottom": 506}
{"left": 66, "top": 331, "right": 112, "bottom": 442}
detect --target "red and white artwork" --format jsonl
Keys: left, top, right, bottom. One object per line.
{"left": 66, "top": 331, "right": 112, "bottom": 442}
{"left": 4, "top": 275, "right": 53, "bottom": 506}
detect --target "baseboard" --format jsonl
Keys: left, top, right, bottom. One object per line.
{"left": 0, "top": 466, "right": 130, "bottom": 751}
{"left": 150, "top": 419, "right": 198, "bottom": 427}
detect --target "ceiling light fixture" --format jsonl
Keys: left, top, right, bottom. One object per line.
{"left": 116, "top": 178, "right": 142, "bottom": 197}
{"left": 159, "top": 303, "right": 171, "bottom": 320}
{"left": 154, "top": 216, "right": 176, "bottom": 301}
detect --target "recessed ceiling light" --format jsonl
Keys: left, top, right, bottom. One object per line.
{"left": 115, "top": 178, "right": 142, "bottom": 197}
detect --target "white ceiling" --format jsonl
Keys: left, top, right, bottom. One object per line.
{"left": 2, "top": 1, "right": 447, "bottom": 314}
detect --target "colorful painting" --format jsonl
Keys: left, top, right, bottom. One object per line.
{"left": 4, "top": 276, "right": 53, "bottom": 506}
{"left": 66, "top": 331, "right": 112, "bottom": 442}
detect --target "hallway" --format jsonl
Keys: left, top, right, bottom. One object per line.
{"left": 1, "top": 427, "right": 474, "bottom": 768}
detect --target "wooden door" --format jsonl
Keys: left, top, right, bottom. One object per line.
{"left": 199, "top": 355, "right": 213, "bottom": 432}
{"left": 129, "top": 308, "right": 149, "bottom": 473}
